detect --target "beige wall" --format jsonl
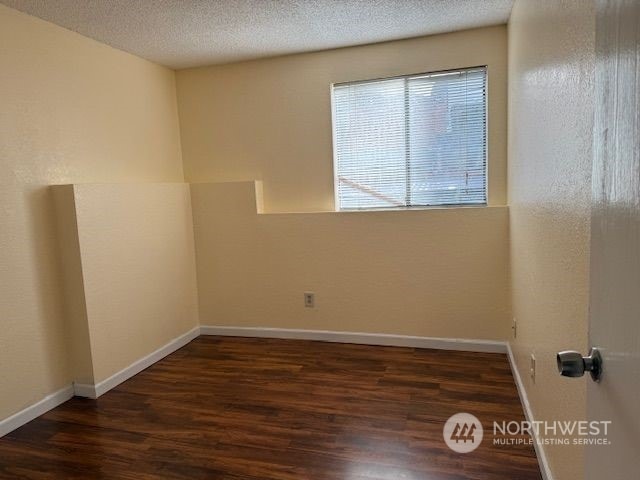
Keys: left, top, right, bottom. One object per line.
{"left": 179, "top": 27, "right": 511, "bottom": 344}
{"left": 57, "top": 184, "right": 199, "bottom": 384}
{"left": 508, "top": 1, "right": 594, "bottom": 479}
{"left": 0, "top": 5, "right": 184, "bottom": 419}
{"left": 191, "top": 182, "right": 510, "bottom": 340}
{"left": 1, "top": 8, "right": 510, "bottom": 426}
{"left": 177, "top": 26, "right": 508, "bottom": 212}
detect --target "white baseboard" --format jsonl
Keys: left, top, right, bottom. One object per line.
{"left": 73, "top": 326, "right": 200, "bottom": 399}
{"left": 0, "top": 385, "right": 74, "bottom": 438}
{"left": 199, "top": 325, "right": 508, "bottom": 353}
{"left": 71, "top": 383, "right": 96, "bottom": 398}
{"left": 506, "top": 343, "right": 553, "bottom": 480}
{"left": 1, "top": 326, "right": 507, "bottom": 439}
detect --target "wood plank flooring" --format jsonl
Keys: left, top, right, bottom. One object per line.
{"left": 0, "top": 337, "right": 541, "bottom": 479}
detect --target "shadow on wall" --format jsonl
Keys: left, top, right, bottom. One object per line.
{"left": 24, "top": 185, "right": 70, "bottom": 387}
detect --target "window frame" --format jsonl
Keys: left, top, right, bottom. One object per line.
{"left": 330, "top": 65, "right": 489, "bottom": 212}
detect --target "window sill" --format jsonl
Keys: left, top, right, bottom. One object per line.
{"left": 259, "top": 204, "right": 507, "bottom": 215}
{"left": 337, "top": 203, "right": 489, "bottom": 213}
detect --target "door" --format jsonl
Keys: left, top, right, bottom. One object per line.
{"left": 587, "top": 0, "right": 640, "bottom": 477}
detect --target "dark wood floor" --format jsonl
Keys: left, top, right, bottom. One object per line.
{"left": 0, "top": 337, "right": 540, "bottom": 479}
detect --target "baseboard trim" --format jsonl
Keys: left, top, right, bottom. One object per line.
{"left": 506, "top": 343, "right": 553, "bottom": 480}
{"left": 71, "top": 383, "right": 96, "bottom": 398}
{"left": 1, "top": 326, "right": 507, "bottom": 438}
{"left": 0, "top": 385, "right": 74, "bottom": 438}
{"left": 199, "top": 325, "right": 508, "bottom": 353}
{"left": 73, "top": 326, "right": 200, "bottom": 399}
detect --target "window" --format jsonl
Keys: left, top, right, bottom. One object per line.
{"left": 332, "top": 66, "right": 487, "bottom": 210}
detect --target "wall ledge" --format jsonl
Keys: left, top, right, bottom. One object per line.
{"left": 192, "top": 180, "right": 509, "bottom": 215}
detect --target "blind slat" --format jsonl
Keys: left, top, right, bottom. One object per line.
{"left": 333, "top": 66, "right": 487, "bottom": 210}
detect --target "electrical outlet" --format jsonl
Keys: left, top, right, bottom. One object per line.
{"left": 530, "top": 354, "right": 536, "bottom": 382}
{"left": 512, "top": 318, "right": 517, "bottom": 338}
{"left": 304, "top": 292, "right": 315, "bottom": 308}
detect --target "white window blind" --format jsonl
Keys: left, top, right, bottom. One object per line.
{"left": 332, "top": 66, "right": 487, "bottom": 210}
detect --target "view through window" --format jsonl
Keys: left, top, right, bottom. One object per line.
{"left": 332, "top": 66, "right": 487, "bottom": 210}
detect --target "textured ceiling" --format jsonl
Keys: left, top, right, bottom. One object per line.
{"left": 2, "top": 0, "right": 514, "bottom": 69}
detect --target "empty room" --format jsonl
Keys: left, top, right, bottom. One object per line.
{"left": 0, "top": 0, "right": 638, "bottom": 479}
